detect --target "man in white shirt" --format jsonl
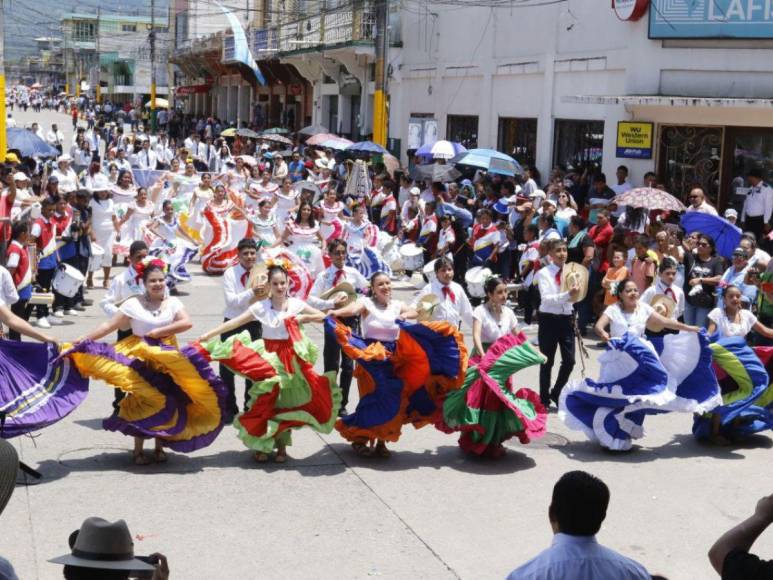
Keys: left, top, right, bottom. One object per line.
{"left": 309, "top": 239, "right": 368, "bottom": 415}
{"left": 46, "top": 123, "right": 64, "bottom": 153}
{"left": 536, "top": 239, "right": 579, "bottom": 407}
{"left": 155, "top": 134, "right": 174, "bottom": 169}
{"left": 137, "top": 139, "right": 158, "bottom": 170}
{"left": 507, "top": 471, "right": 649, "bottom": 580}
{"left": 610, "top": 165, "right": 632, "bottom": 196}
{"left": 640, "top": 256, "right": 685, "bottom": 319}
{"left": 6, "top": 114, "right": 15, "bottom": 128}
{"left": 100, "top": 241, "right": 149, "bottom": 412}
{"left": 114, "top": 149, "right": 132, "bottom": 172}
{"left": 411, "top": 257, "right": 473, "bottom": 330}
{"left": 741, "top": 167, "right": 773, "bottom": 240}
{"left": 220, "top": 238, "right": 265, "bottom": 418}
{"left": 684, "top": 186, "right": 718, "bottom": 216}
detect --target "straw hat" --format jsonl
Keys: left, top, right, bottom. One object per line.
{"left": 0, "top": 440, "right": 18, "bottom": 517}
{"left": 48, "top": 517, "right": 155, "bottom": 572}
{"left": 416, "top": 293, "right": 439, "bottom": 321}
{"left": 647, "top": 294, "right": 677, "bottom": 332}
{"left": 246, "top": 263, "right": 269, "bottom": 300}
{"left": 321, "top": 281, "right": 357, "bottom": 307}
{"left": 560, "top": 262, "right": 589, "bottom": 303}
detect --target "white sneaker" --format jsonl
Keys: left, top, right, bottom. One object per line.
{"left": 64, "top": 309, "right": 79, "bottom": 316}
{"left": 48, "top": 316, "right": 62, "bottom": 325}
{"left": 37, "top": 317, "right": 52, "bottom": 329}
{"left": 52, "top": 310, "right": 65, "bottom": 318}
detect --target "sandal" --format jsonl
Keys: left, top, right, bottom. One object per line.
{"left": 352, "top": 442, "right": 373, "bottom": 457}
{"left": 102, "top": 280, "right": 110, "bottom": 289}
{"left": 154, "top": 448, "right": 168, "bottom": 463}
{"left": 132, "top": 451, "right": 151, "bottom": 465}
{"left": 274, "top": 451, "right": 288, "bottom": 463}
{"left": 375, "top": 442, "right": 391, "bottom": 458}
{"left": 254, "top": 452, "right": 269, "bottom": 463}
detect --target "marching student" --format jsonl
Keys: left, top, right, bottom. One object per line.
{"left": 5, "top": 221, "right": 32, "bottom": 339}
{"left": 412, "top": 257, "right": 473, "bottom": 331}
{"left": 536, "top": 239, "right": 579, "bottom": 408}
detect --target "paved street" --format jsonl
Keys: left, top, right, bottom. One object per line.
{"left": 2, "top": 111, "right": 771, "bottom": 580}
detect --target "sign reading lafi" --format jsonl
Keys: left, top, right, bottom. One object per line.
{"left": 617, "top": 122, "right": 654, "bottom": 159}
{"left": 650, "top": 0, "right": 773, "bottom": 39}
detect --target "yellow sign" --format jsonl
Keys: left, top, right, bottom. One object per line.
{"left": 616, "top": 122, "right": 653, "bottom": 159}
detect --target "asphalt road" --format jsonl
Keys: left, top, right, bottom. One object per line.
{"left": 1, "top": 110, "right": 770, "bottom": 580}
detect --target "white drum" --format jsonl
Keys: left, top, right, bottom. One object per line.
{"left": 399, "top": 243, "right": 424, "bottom": 271}
{"left": 88, "top": 243, "right": 105, "bottom": 272}
{"left": 53, "top": 263, "right": 85, "bottom": 298}
{"left": 465, "top": 266, "right": 492, "bottom": 298}
{"left": 423, "top": 259, "right": 437, "bottom": 284}
{"left": 377, "top": 231, "right": 394, "bottom": 253}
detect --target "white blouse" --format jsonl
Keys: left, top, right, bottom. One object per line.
{"left": 604, "top": 302, "right": 654, "bottom": 339}
{"left": 473, "top": 304, "right": 519, "bottom": 345}
{"left": 708, "top": 307, "right": 757, "bottom": 339}
{"left": 120, "top": 296, "right": 184, "bottom": 337}
{"left": 89, "top": 198, "right": 115, "bottom": 231}
{"left": 248, "top": 297, "right": 306, "bottom": 340}
{"left": 360, "top": 297, "right": 403, "bottom": 342}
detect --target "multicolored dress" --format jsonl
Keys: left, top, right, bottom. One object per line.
{"left": 64, "top": 297, "right": 228, "bottom": 451}
{"left": 325, "top": 298, "right": 468, "bottom": 444}
{"left": 194, "top": 297, "right": 341, "bottom": 453}
{"left": 317, "top": 201, "right": 344, "bottom": 241}
{"left": 201, "top": 201, "right": 253, "bottom": 275}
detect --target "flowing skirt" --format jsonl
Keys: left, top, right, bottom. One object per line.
{"left": 693, "top": 337, "right": 773, "bottom": 440}
{"left": 560, "top": 331, "right": 721, "bottom": 450}
{"left": 200, "top": 207, "right": 252, "bottom": 275}
{"left": 193, "top": 320, "right": 341, "bottom": 453}
{"left": 325, "top": 317, "right": 468, "bottom": 444}
{"left": 0, "top": 340, "right": 88, "bottom": 438}
{"left": 149, "top": 239, "right": 199, "bottom": 289}
{"left": 65, "top": 336, "right": 228, "bottom": 452}
{"left": 437, "top": 333, "right": 547, "bottom": 457}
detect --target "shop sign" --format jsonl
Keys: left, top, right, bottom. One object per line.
{"left": 175, "top": 84, "right": 211, "bottom": 96}
{"left": 613, "top": 0, "right": 649, "bottom": 21}
{"left": 616, "top": 122, "right": 654, "bottom": 159}
{"left": 650, "top": 0, "right": 773, "bottom": 39}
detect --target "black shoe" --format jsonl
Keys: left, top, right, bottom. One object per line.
{"left": 72, "top": 304, "right": 86, "bottom": 311}
{"left": 338, "top": 407, "right": 348, "bottom": 417}
{"left": 81, "top": 299, "right": 94, "bottom": 306}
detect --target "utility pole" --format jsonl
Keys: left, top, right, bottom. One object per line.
{"left": 95, "top": 8, "right": 101, "bottom": 104}
{"left": 168, "top": 4, "right": 175, "bottom": 111}
{"left": 0, "top": 0, "right": 7, "bottom": 161}
{"left": 372, "top": 0, "right": 388, "bottom": 148}
{"left": 150, "top": 0, "right": 157, "bottom": 133}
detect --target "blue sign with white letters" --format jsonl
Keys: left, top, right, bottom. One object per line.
{"left": 650, "top": 0, "right": 773, "bottom": 38}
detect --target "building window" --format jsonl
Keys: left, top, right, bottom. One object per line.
{"left": 553, "top": 119, "right": 604, "bottom": 174}
{"left": 724, "top": 128, "right": 773, "bottom": 211}
{"left": 658, "top": 125, "right": 722, "bottom": 206}
{"left": 498, "top": 117, "right": 537, "bottom": 167}
{"left": 73, "top": 21, "right": 96, "bottom": 42}
{"left": 447, "top": 115, "right": 478, "bottom": 149}
{"left": 121, "top": 24, "right": 137, "bottom": 32}
{"left": 175, "top": 12, "right": 189, "bottom": 47}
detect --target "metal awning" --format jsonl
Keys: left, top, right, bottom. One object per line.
{"left": 562, "top": 95, "right": 773, "bottom": 109}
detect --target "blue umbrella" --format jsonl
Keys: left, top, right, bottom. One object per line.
{"left": 681, "top": 212, "right": 742, "bottom": 258}
{"left": 450, "top": 148, "right": 523, "bottom": 176}
{"left": 6, "top": 128, "right": 59, "bottom": 158}
{"left": 346, "top": 141, "right": 389, "bottom": 155}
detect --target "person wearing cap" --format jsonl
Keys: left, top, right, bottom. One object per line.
{"left": 308, "top": 239, "right": 368, "bottom": 416}
{"left": 741, "top": 167, "right": 773, "bottom": 239}
{"left": 724, "top": 207, "right": 739, "bottom": 226}
{"left": 401, "top": 186, "right": 423, "bottom": 223}
{"left": 52, "top": 155, "right": 79, "bottom": 194}
{"left": 717, "top": 246, "right": 758, "bottom": 310}
{"left": 49, "top": 517, "right": 169, "bottom": 579}
{"left": 10, "top": 171, "right": 38, "bottom": 216}
{"left": 3, "top": 152, "right": 19, "bottom": 166}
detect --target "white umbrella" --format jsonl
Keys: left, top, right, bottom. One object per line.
{"left": 430, "top": 140, "right": 458, "bottom": 160}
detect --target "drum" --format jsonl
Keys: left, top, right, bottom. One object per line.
{"left": 88, "top": 243, "right": 105, "bottom": 272}
{"left": 53, "top": 263, "right": 85, "bottom": 298}
{"left": 377, "top": 231, "right": 394, "bottom": 252}
{"left": 465, "top": 266, "right": 492, "bottom": 298}
{"left": 399, "top": 243, "right": 424, "bottom": 271}
{"left": 28, "top": 292, "right": 54, "bottom": 306}
{"left": 423, "top": 259, "right": 437, "bottom": 284}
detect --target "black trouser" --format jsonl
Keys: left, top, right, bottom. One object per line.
{"left": 538, "top": 312, "right": 575, "bottom": 405}
{"left": 112, "top": 328, "right": 133, "bottom": 411}
{"left": 30, "top": 268, "right": 55, "bottom": 318}
{"left": 324, "top": 316, "right": 358, "bottom": 410}
{"left": 522, "top": 284, "right": 539, "bottom": 325}
{"left": 8, "top": 299, "right": 29, "bottom": 340}
{"left": 744, "top": 215, "right": 765, "bottom": 241}
{"left": 220, "top": 318, "right": 262, "bottom": 418}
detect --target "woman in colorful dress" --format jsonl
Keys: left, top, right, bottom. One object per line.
{"left": 282, "top": 201, "right": 325, "bottom": 277}
{"left": 200, "top": 184, "right": 251, "bottom": 274}
{"left": 343, "top": 202, "right": 378, "bottom": 252}
{"left": 147, "top": 200, "right": 200, "bottom": 293}
{"left": 327, "top": 271, "right": 468, "bottom": 457}
{"left": 317, "top": 188, "right": 345, "bottom": 242}
{"left": 67, "top": 260, "right": 227, "bottom": 465}
{"left": 560, "top": 278, "right": 720, "bottom": 450}
{"left": 238, "top": 199, "right": 281, "bottom": 249}
{"left": 273, "top": 177, "right": 299, "bottom": 226}
{"left": 188, "top": 172, "right": 215, "bottom": 232}
{"left": 111, "top": 169, "right": 137, "bottom": 206}
{"left": 438, "top": 276, "right": 547, "bottom": 457}
{"left": 195, "top": 263, "right": 339, "bottom": 463}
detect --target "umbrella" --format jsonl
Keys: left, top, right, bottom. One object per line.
{"left": 261, "top": 127, "right": 290, "bottom": 135}
{"left": 306, "top": 133, "right": 340, "bottom": 146}
{"left": 319, "top": 138, "right": 353, "bottom": 151}
{"left": 346, "top": 141, "right": 389, "bottom": 155}
{"left": 220, "top": 128, "right": 237, "bottom": 137}
{"left": 259, "top": 134, "right": 293, "bottom": 146}
{"left": 236, "top": 128, "right": 260, "bottom": 139}
{"left": 451, "top": 148, "right": 523, "bottom": 176}
{"left": 416, "top": 140, "right": 466, "bottom": 160}
{"left": 236, "top": 155, "right": 258, "bottom": 166}
{"left": 144, "top": 98, "right": 169, "bottom": 108}
{"left": 681, "top": 212, "right": 742, "bottom": 258}
{"left": 298, "top": 124, "right": 329, "bottom": 137}
{"left": 293, "top": 180, "right": 322, "bottom": 203}
{"left": 409, "top": 163, "right": 462, "bottom": 183}
{"left": 6, "top": 128, "right": 59, "bottom": 158}
{"left": 383, "top": 153, "right": 401, "bottom": 177}
{"left": 612, "top": 187, "right": 685, "bottom": 212}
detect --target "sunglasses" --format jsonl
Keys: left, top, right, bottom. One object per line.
{"left": 697, "top": 242, "right": 710, "bottom": 247}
